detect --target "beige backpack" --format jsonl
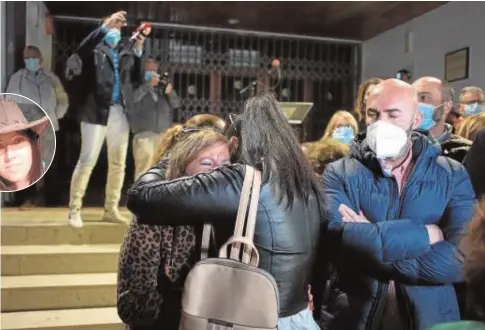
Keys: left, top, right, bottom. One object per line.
{"left": 179, "top": 165, "right": 280, "bottom": 330}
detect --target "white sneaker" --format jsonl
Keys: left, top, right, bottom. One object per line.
{"left": 68, "top": 209, "right": 84, "bottom": 228}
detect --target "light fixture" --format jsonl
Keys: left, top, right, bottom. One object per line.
{"left": 227, "top": 18, "right": 240, "bottom": 25}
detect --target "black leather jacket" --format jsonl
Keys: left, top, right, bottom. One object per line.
{"left": 70, "top": 27, "right": 140, "bottom": 125}
{"left": 127, "top": 163, "right": 323, "bottom": 317}
{"left": 440, "top": 134, "right": 472, "bottom": 163}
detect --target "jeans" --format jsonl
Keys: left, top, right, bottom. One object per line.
{"left": 132, "top": 131, "right": 160, "bottom": 181}
{"left": 278, "top": 308, "right": 321, "bottom": 330}
{"left": 69, "top": 105, "right": 129, "bottom": 210}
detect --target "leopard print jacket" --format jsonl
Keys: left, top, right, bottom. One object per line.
{"left": 117, "top": 165, "right": 198, "bottom": 327}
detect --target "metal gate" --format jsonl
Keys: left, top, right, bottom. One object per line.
{"left": 52, "top": 15, "right": 361, "bottom": 141}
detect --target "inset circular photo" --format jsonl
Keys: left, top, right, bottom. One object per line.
{"left": 0, "top": 93, "right": 56, "bottom": 192}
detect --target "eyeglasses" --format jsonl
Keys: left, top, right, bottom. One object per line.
{"left": 228, "top": 113, "right": 241, "bottom": 125}
{"left": 174, "top": 126, "right": 224, "bottom": 143}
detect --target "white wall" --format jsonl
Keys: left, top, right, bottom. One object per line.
{"left": 362, "top": 1, "right": 485, "bottom": 92}
{"left": 0, "top": 1, "right": 6, "bottom": 91}
{"left": 26, "top": 1, "right": 52, "bottom": 71}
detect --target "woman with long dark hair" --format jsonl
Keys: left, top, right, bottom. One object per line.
{"left": 127, "top": 93, "right": 324, "bottom": 328}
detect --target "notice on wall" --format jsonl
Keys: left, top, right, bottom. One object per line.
{"left": 445, "top": 47, "right": 469, "bottom": 82}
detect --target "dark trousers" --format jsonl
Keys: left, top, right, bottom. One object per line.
{"left": 15, "top": 184, "right": 38, "bottom": 205}
{"left": 44, "top": 148, "right": 61, "bottom": 206}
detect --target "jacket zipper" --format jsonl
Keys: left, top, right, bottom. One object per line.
{"left": 37, "top": 84, "right": 42, "bottom": 107}
{"left": 393, "top": 155, "right": 423, "bottom": 330}
{"left": 366, "top": 282, "right": 388, "bottom": 330}
{"left": 367, "top": 173, "right": 405, "bottom": 330}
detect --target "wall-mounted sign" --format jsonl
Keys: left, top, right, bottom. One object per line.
{"left": 445, "top": 47, "right": 469, "bottom": 82}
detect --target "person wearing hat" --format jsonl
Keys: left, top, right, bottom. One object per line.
{"left": 0, "top": 100, "right": 50, "bottom": 191}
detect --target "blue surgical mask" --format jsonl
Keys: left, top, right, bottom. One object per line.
{"left": 464, "top": 103, "right": 483, "bottom": 116}
{"left": 332, "top": 126, "right": 355, "bottom": 145}
{"left": 24, "top": 58, "right": 40, "bottom": 72}
{"left": 144, "top": 71, "right": 156, "bottom": 82}
{"left": 104, "top": 29, "right": 121, "bottom": 48}
{"left": 417, "top": 103, "right": 436, "bottom": 131}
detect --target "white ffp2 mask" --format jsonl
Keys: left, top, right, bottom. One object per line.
{"left": 366, "top": 120, "right": 409, "bottom": 160}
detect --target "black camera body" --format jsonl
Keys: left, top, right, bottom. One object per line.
{"left": 157, "top": 72, "right": 170, "bottom": 93}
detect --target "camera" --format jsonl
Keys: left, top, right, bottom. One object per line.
{"left": 156, "top": 72, "right": 170, "bottom": 93}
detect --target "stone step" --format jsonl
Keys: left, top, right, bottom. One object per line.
{"left": 1, "top": 208, "right": 130, "bottom": 246}
{"left": 1, "top": 245, "right": 121, "bottom": 276}
{"left": 1, "top": 273, "right": 117, "bottom": 312}
{"left": 1, "top": 307, "right": 123, "bottom": 330}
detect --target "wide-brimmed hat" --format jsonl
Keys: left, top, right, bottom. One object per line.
{"left": 0, "top": 100, "right": 49, "bottom": 137}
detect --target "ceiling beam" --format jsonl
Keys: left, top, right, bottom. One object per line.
{"left": 362, "top": 1, "right": 448, "bottom": 39}
{"left": 322, "top": 1, "right": 387, "bottom": 26}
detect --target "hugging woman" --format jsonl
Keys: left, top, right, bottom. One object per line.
{"left": 117, "top": 114, "right": 228, "bottom": 330}
{"left": 126, "top": 93, "right": 325, "bottom": 329}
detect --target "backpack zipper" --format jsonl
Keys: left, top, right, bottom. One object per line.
{"left": 193, "top": 258, "right": 281, "bottom": 312}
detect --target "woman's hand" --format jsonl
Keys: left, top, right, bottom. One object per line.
{"left": 308, "top": 285, "right": 314, "bottom": 312}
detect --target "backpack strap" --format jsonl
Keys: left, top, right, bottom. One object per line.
{"left": 229, "top": 165, "right": 255, "bottom": 260}
{"left": 219, "top": 165, "right": 262, "bottom": 266}
{"left": 200, "top": 165, "right": 255, "bottom": 261}
{"left": 200, "top": 223, "right": 215, "bottom": 260}
{"left": 241, "top": 168, "right": 261, "bottom": 264}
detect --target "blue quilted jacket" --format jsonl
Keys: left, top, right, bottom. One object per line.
{"left": 321, "top": 132, "right": 476, "bottom": 330}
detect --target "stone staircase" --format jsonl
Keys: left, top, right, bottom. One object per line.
{"left": 1, "top": 208, "right": 130, "bottom": 330}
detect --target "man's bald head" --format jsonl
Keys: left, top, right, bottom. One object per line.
{"left": 412, "top": 76, "right": 454, "bottom": 124}
{"left": 365, "top": 78, "right": 422, "bottom": 131}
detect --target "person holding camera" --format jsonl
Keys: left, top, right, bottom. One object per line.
{"left": 67, "top": 10, "right": 149, "bottom": 228}
{"left": 129, "top": 55, "right": 181, "bottom": 180}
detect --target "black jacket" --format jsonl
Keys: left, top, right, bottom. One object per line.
{"left": 127, "top": 163, "right": 324, "bottom": 317}
{"left": 416, "top": 127, "right": 471, "bottom": 163}
{"left": 128, "top": 84, "right": 182, "bottom": 134}
{"left": 440, "top": 134, "right": 472, "bottom": 163}
{"left": 464, "top": 127, "right": 485, "bottom": 199}
{"left": 72, "top": 26, "right": 140, "bottom": 126}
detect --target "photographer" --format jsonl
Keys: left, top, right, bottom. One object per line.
{"left": 67, "top": 10, "right": 149, "bottom": 228}
{"left": 129, "top": 55, "right": 181, "bottom": 180}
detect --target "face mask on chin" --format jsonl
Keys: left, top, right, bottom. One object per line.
{"left": 366, "top": 120, "right": 413, "bottom": 161}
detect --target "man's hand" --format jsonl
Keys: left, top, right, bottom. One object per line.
{"left": 104, "top": 11, "right": 127, "bottom": 30}
{"left": 134, "top": 23, "right": 152, "bottom": 48}
{"left": 425, "top": 224, "right": 444, "bottom": 245}
{"left": 339, "top": 204, "right": 369, "bottom": 223}
{"left": 149, "top": 74, "right": 160, "bottom": 88}
{"left": 164, "top": 83, "right": 173, "bottom": 95}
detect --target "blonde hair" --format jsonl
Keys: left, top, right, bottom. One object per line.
{"left": 321, "top": 110, "right": 358, "bottom": 141}
{"left": 459, "top": 199, "right": 485, "bottom": 319}
{"left": 166, "top": 128, "right": 228, "bottom": 179}
{"left": 456, "top": 113, "right": 485, "bottom": 141}
{"left": 151, "top": 124, "right": 184, "bottom": 166}
{"left": 151, "top": 114, "right": 227, "bottom": 166}
{"left": 305, "top": 139, "right": 350, "bottom": 174}
{"left": 354, "top": 77, "right": 383, "bottom": 122}
{"left": 185, "top": 114, "right": 226, "bottom": 131}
